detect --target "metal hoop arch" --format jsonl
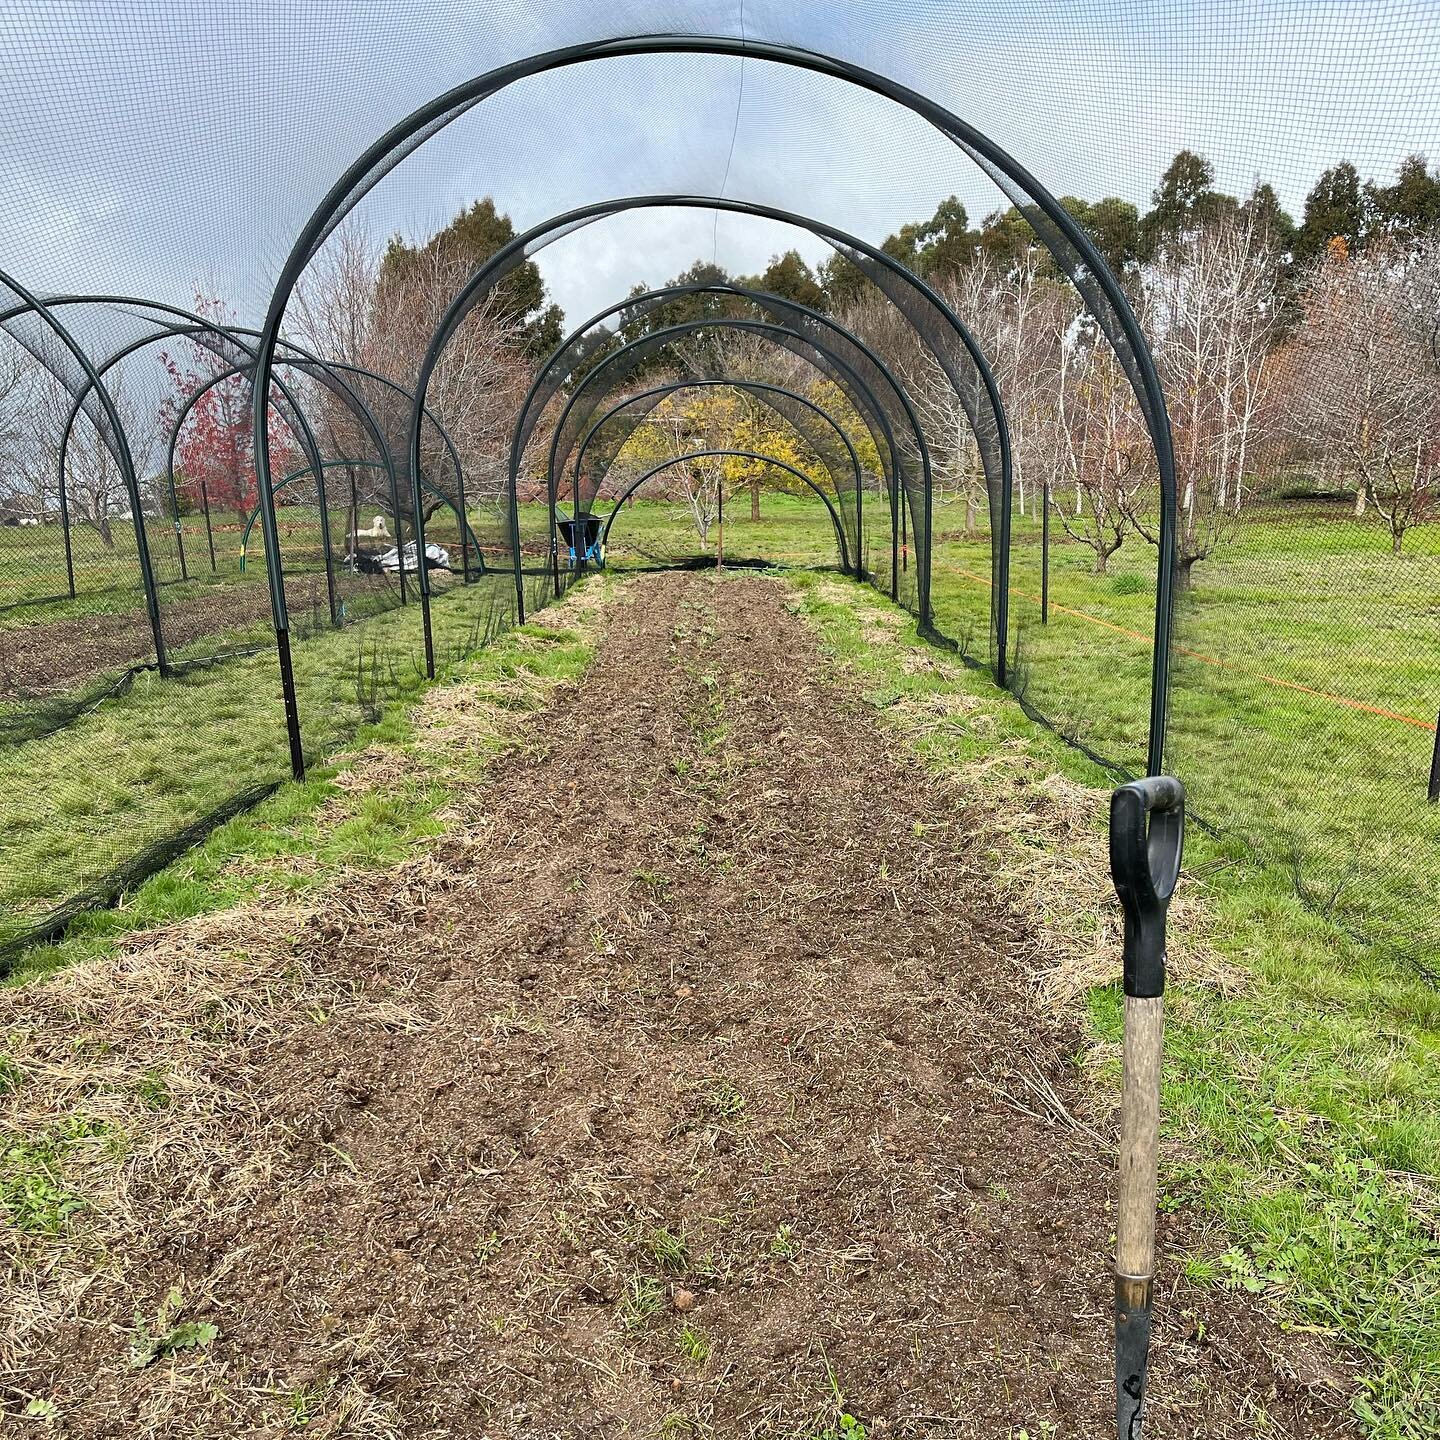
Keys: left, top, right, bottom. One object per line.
{"left": 573, "top": 376, "right": 866, "bottom": 575}
{"left": 598, "top": 449, "right": 850, "bottom": 569}
{"left": 252, "top": 32, "right": 1176, "bottom": 774}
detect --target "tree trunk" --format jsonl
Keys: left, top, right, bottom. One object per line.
{"left": 750, "top": 478, "right": 760, "bottom": 523}
{"left": 1393, "top": 528, "right": 1404, "bottom": 555}
{"left": 1176, "top": 555, "right": 1196, "bottom": 590}
{"left": 1353, "top": 488, "right": 1367, "bottom": 518}
{"left": 1094, "top": 550, "right": 1109, "bottom": 575}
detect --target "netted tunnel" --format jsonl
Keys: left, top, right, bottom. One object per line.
{"left": 2, "top": 6, "right": 1437, "bottom": 1435}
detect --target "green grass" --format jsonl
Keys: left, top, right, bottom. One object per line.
{"left": 600, "top": 491, "right": 1440, "bottom": 975}
{"left": 937, "top": 501, "right": 1440, "bottom": 975}
{"left": 0, "top": 1114, "right": 113, "bottom": 1233}
{"left": 2, "top": 578, "right": 601, "bottom": 982}
{"left": 787, "top": 567, "right": 1440, "bottom": 1439}
{"left": 0, "top": 570, "right": 526, "bottom": 948}
{"left": 0, "top": 506, "right": 504, "bottom": 628}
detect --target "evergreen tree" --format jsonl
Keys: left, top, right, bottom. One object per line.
{"left": 1366, "top": 153, "right": 1440, "bottom": 245}
{"left": 1295, "top": 162, "right": 1368, "bottom": 262}
{"left": 1140, "top": 150, "right": 1236, "bottom": 257}
{"left": 750, "top": 250, "right": 828, "bottom": 312}
{"left": 1061, "top": 195, "right": 1142, "bottom": 275}
{"left": 377, "top": 197, "right": 563, "bottom": 358}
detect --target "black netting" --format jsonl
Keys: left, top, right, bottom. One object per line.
{"left": 0, "top": 1, "right": 1435, "bottom": 990}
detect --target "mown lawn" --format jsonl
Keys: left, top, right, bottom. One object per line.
{"left": 0, "top": 570, "right": 516, "bottom": 950}
{"left": 8, "top": 487, "right": 1430, "bottom": 975}
{"left": 939, "top": 499, "right": 1440, "bottom": 976}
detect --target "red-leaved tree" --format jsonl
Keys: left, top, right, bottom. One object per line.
{"left": 160, "top": 291, "right": 297, "bottom": 519}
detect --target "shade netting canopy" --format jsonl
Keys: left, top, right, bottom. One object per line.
{"left": 1, "top": 0, "right": 1438, "bottom": 982}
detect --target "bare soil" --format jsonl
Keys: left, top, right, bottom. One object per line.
{"left": 4, "top": 570, "right": 1356, "bottom": 1437}
{"left": 1, "top": 572, "right": 344, "bottom": 700}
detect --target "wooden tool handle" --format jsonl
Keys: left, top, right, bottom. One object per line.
{"left": 1116, "top": 993, "right": 1164, "bottom": 1281}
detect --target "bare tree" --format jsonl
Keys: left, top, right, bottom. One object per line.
{"left": 639, "top": 411, "right": 722, "bottom": 542}
{"left": 842, "top": 289, "right": 988, "bottom": 533}
{"left": 1128, "top": 205, "right": 1281, "bottom": 586}
{"left": 367, "top": 237, "right": 528, "bottom": 514}
{"left": 289, "top": 220, "right": 376, "bottom": 369}
{"left": 0, "top": 339, "right": 39, "bottom": 519}
{"left": 942, "top": 249, "right": 1069, "bottom": 521}
{"left": 1042, "top": 317, "right": 1150, "bottom": 572}
{"left": 21, "top": 362, "right": 158, "bottom": 546}
{"left": 1285, "top": 237, "right": 1440, "bottom": 553}
{"left": 286, "top": 221, "right": 531, "bottom": 531}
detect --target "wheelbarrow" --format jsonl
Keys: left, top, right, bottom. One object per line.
{"left": 557, "top": 512, "right": 605, "bottom": 570}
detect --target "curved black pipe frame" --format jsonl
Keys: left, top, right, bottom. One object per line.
{"left": 546, "top": 290, "right": 913, "bottom": 493}
{"left": 509, "top": 261, "right": 978, "bottom": 500}
{"left": 239, "top": 459, "right": 486, "bottom": 577}
{"left": 574, "top": 377, "right": 866, "bottom": 572}
{"left": 540, "top": 314, "right": 920, "bottom": 586}
{"left": 438, "top": 234, "right": 1003, "bottom": 639}
{"left": 545, "top": 316, "right": 907, "bottom": 588}
{"left": 0, "top": 272, "right": 170, "bottom": 673}
{"left": 180, "top": 344, "right": 407, "bottom": 605}
{"left": 527, "top": 277, "right": 936, "bottom": 582}
{"left": 49, "top": 319, "right": 336, "bottom": 614}
{"left": 253, "top": 31, "right": 1177, "bottom": 779}
{"left": 598, "top": 448, "right": 850, "bottom": 570}
{"left": 155, "top": 347, "right": 470, "bottom": 581}
{"left": 541, "top": 290, "right": 900, "bottom": 555}
{"left": 0, "top": 294, "right": 319, "bottom": 623}
{"left": 36, "top": 295, "right": 474, "bottom": 635}
{"left": 13, "top": 296, "right": 417, "bottom": 621}
{"left": 238, "top": 458, "right": 388, "bottom": 558}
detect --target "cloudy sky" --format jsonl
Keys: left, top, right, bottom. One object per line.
{"left": 1, "top": 0, "right": 1439, "bottom": 331}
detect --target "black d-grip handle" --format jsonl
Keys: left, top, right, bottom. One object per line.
{"left": 1109, "top": 777, "right": 1185, "bottom": 999}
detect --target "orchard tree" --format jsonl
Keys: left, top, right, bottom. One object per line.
{"left": 1285, "top": 238, "right": 1440, "bottom": 552}
{"left": 160, "top": 351, "right": 252, "bottom": 518}
{"left": 1046, "top": 318, "right": 1150, "bottom": 573}
{"left": 161, "top": 292, "right": 304, "bottom": 522}
{"left": 29, "top": 359, "right": 161, "bottom": 545}
{"left": 613, "top": 378, "right": 823, "bottom": 542}
{"left": 1129, "top": 203, "right": 1281, "bottom": 586}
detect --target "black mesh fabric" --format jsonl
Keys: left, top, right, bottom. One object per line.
{"left": 0, "top": 3, "right": 1434, "bottom": 983}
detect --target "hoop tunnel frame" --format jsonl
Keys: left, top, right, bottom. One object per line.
{"left": 573, "top": 376, "right": 867, "bottom": 574}
{"left": 251, "top": 31, "right": 1177, "bottom": 781}
{"left": 539, "top": 314, "right": 918, "bottom": 592}
{"left": 595, "top": 448, "right": 852, "bottom": 571}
